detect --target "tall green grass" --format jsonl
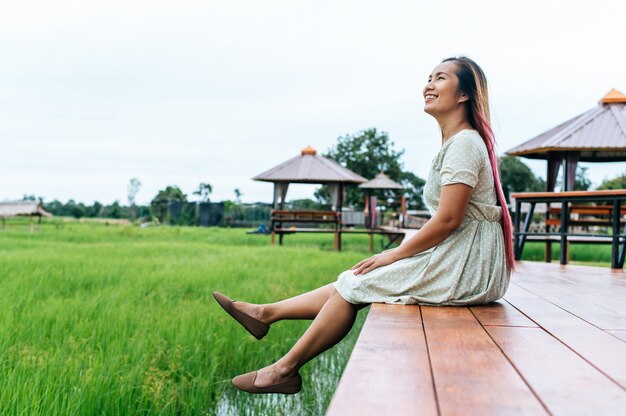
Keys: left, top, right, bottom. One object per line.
{"left": 0, "top": 220, "right": 379, "bottom": 415}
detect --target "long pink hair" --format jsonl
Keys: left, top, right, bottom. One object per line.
{"left": 442, "top": 56, "right": 516, "bottom": 272}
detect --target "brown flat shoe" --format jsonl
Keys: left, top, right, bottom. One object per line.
{"left": 212, "top": 291, "right": 270, "bottom": 340}
{"left": 231, "top": 370, "right": 302, "bottom": 394}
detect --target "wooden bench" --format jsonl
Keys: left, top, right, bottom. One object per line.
{"left": 271, "top": 210, "right": 340, "bottom": 223}
{"left": 545, "top": 204, "right": 626, "bottom": 228}
{"left": 270, "top": 209, "right": 341, "bottom": 248}
{"left": 326, "top": 261, "right": 626, "bottom": 415}
{"left": 270, "top": 210, "right": 423, "bottom": 252}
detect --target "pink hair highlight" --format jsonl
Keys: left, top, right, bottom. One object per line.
{"left": 473, "top": 112, "right": 516, "bottom": 272}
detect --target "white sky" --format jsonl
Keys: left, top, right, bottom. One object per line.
{"left": 1, "top": 0, "right": 625, "bottom": 205}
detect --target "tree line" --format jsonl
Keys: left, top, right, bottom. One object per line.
{"left": 25, "top": 127, "right": 623, "bottom": 223}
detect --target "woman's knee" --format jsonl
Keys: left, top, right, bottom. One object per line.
{"left": 330, "top": 286, "right": 369, "bottom": 309}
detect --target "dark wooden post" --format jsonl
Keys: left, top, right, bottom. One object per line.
{"left": 337, "top": 183, "right": 344, "bottom": 251}
{"left": 564, "top": 152, "right": 579, "bottom": 192}
{"left": 545, "top": 153, "right": 562, "bottom": 262}
{"left": 612, "top": 198, "right": 621, "bottom": 269}
{"left": 559, "top": 199, "right": 569, "bottom": 265}
{"left": 514, "top": 199, "right": 521, "bottom": 259}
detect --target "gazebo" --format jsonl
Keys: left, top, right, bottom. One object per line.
{"left": 505, "top": 88, "right": 626, "bottom": 191}
{"left": 358, "top": 172, "right": 403, "bottom": 229}
{"left": 506, "top": 89, "right": 626, "bottom": 264}
{"left": 252, "top": 146, "right": 367, "bottom": 249}
{"left": 0, "top": 201, "right": 52, "bottom": 229}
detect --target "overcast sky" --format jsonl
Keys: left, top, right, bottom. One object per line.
{"left": 2, "top": 0, "right": 625, "bottom": 205}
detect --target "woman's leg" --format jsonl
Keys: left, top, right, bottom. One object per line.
{"left": 232, "top": 282, "right": 336, "bottom": 324}
{"left": 250, "top": 287, "right": 369, "bottom": 387}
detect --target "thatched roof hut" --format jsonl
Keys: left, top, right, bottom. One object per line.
{"left": 0, "top": 201, "right": 51, "bottom": 218}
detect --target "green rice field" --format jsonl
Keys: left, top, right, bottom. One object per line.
{"left": 0, "top": 219, "right": 613, "bottom": 415}
{"left": 0, "top": 220, "right": 379, "bottom": 415}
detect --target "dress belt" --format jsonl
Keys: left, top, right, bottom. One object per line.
{"left": 464, "top": 217, "right": 501, "bottom": 223}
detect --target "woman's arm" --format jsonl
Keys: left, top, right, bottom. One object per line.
{"left": 392, "top": 182, "right": 473, "bottom": 259}
{"left": 351, "top": 183, "right": 473, "bottom": 275}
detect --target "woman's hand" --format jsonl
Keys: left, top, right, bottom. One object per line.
{"left": 350, "top": 250, "right": 400, "bottom": 276}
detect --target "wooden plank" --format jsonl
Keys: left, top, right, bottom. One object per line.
{"left": 485, "top": 326, "right": 626, "bottom": 414}
{"left": 503, "top": 284, "right": 626, "bottom": 389}
{"left": 605, "top": 330, "right": 626, "bottom": 342}
{"left": 513, "top": 272, "right": 626, "bottom": 321}
{"left": 511, "top": 280, "right": 626, "bottom": 330}
{"left": 546, "top": 219, "right": 626, "bottom": 226}
{"left": 511, "top": 190, "right": 626, "bottom": 199}
{"left": 516, "top": 261, "right": 626, "bottom": 291}
{"left": 469, "top": 300, "right": 539, "bottom": 328}
{"left": 525, "top": 235, "right": 614, "bottom": 243}
{"left": 326, "top": 304, "right": 437, "bottom": 416}
{"left": 420, "top": 306, "right": 547, "bottom": 415}
{"left": 513, "top": 263, "right": 626, "bottom": 308}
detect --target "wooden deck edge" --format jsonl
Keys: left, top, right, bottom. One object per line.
{"left": 325, "top": 303, "right": 438, "bottom": 416}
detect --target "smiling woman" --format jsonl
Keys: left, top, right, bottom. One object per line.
{"left": 212, "top": 55, "right": 515, "bottom": 398}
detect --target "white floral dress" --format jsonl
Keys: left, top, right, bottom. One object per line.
{"left": 333, "top": 129, "right": 511, "bottom": 306}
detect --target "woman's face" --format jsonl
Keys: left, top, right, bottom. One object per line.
{"left": 423, "top": 61, "right": 466, "bottom": 116}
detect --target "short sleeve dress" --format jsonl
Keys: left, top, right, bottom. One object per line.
{"left": 333, "top": 129, "right": 511, "bottom": 306}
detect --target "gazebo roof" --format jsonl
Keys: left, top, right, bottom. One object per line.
{"left": 0, "top": 201, "right": 52, "bottom": 218}
{"left": 505, "top": 89, "right": 626, "bottom": 162}
{"left": 359, "top": 172, "right": 403, "bottom": 189}
{"left": 253, "top": 146, "right": 368, "bottom": 184}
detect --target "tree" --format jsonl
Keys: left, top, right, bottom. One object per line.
{"left": 554, "top": 165, "right": 592, "bottom": 191}
{"left": 71, "top": 203, "right": 86, "bottom": 219}
{"left": 398, "top": 171, "right": 427, "bottom": 210}
{"left": 127, "top": 178, "right": 142, "bottom": 219}
{"left": 574, "top": 166, "right": 592, "bottom": 191}
{"left": 499, "top": 156, "right": 545, "bottom": 202}
{"left": 86, "top": 201, "right": 103, "bottom": 218}
{"left": 596, "top": 170, "right": 626, "bottom": 190}
{"left": 151, "top": 186, "right": 188, "bottom": 224}
{"left": 152, "top": 186, "right": 187, "bottom": 204}
{"left": 102, "top": 201, "right": 122, "bottom": 219}
{"left": 286, "top": 198, "right": 325, "bottom": 210}
{"left": 314, "top": 128, "right": 425, "bottom": 210}
{"left": 234, "top": 188, "right": 242, "bottom": 204}
{"left": 193, "top": 183, "right": 213, "bottom": 203}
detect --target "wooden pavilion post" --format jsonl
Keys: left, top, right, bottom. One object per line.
{"left": 557, "top": 152, "right": 579, "bottom": 262}
{"left": 364, "top": 190, "right": 373, "bottom": 252}
{"left": 335, "top": 183, "right": 344, "bottom": 251}
{"left": 545, "top": 153, "right": 563, "bottom": 262}
{"left": 564, "top": 152, "right": 579, "bottom": 192}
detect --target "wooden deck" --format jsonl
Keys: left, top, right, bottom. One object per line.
{"left": 326, "top": 261, "right": 626, "bottom": 415}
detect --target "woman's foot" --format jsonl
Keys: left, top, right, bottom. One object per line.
{"left": 231, "top": 301, "right": 270, "bottom": 325}
{"left": 253, "top": 362, "right": 299, "bottom": 388}
{"left": 212, "top": 292, "right": 271, "bottom": 339}
{"left": 231, "top": 362, "right": 302, "bottom": 394}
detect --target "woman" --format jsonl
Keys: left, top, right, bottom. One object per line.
{"left": 213, "top": 55, "right": 515, "bottom": 394}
